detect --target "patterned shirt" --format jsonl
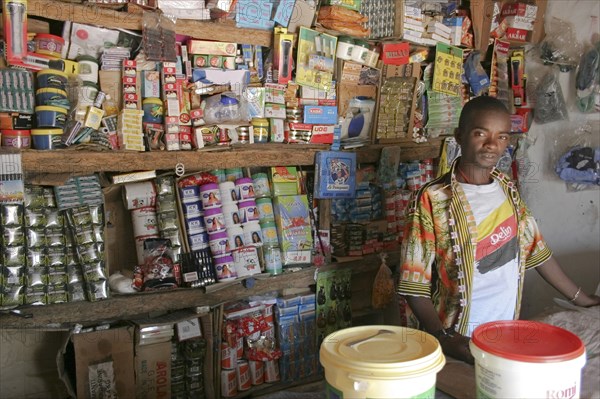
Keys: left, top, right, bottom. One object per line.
{"left": 397, "top": 157, "right": 552, "bottom": 335}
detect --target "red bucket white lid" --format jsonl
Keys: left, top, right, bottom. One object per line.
{"left": 471, "top": 320, "right": 585, "bottom": 363}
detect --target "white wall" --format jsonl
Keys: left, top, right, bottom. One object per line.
{"left": 520, "top": 0, "right": 600, "bottom": 318}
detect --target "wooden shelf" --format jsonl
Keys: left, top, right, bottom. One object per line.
{"left": 15, "top": 140, "right": 443, "bottom": 174}
{"left": 27, "top": 0, "right": 273, "bottom": 47}
{"left": 0, "top": 253, "right": 401, "bottom": 330}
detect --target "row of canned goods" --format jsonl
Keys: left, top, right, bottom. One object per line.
{"left": 221, "top": 359, "right": 280, "bottom": 397}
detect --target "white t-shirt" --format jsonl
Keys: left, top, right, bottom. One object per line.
{"left": 461, "top": 180, "right": 519, "bottom": 337}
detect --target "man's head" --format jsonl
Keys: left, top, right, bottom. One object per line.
{"left": 455, "top": 96, "right": 512, "bottom": 171}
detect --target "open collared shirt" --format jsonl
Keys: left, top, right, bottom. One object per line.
{"left": 397, "top": 157, "right": 552, "bottom": 335}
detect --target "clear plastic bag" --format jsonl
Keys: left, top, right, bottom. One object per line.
{"left": 536, "top": 17, "right": 583, "bottom": 72}
{"left": 372, "top": 253, "right": 395, "bottom": 309}
{"left": 530, "top": 70, "right": 569, "bottom": 124}
{"left": 554, "top": 122, "right": 600, "bottom": 190}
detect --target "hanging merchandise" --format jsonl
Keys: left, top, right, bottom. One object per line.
{"left": 295, "top": 27, "right": 338, "bottom": 91}
{"left": 431, "top": 43, "right": 463, "bottom": 97}
{"left": 142, "top": 11, "right": 177, "bottom": 62}
{"left": 371, "top": 253, "right": 395, "bottom": 309}
{"left": 554, "top": 123, "right": 600, "bottom": 189}
{"left": 316, "top": 269, "right": 353, "bottom": 346}
{"left": 531, "top": 70, "right": 568, "bottom": 124}
{"left": 575, "top": 42, "right": 600, "bottom": 113}
{"left": 537, "top": 17, "right": 582, "bottom": 72}
{"left": 464, "top": 51, "right": 490, "bottom": 96}
{"left": 489, "top": 39, "right": 511, "bottom": 107}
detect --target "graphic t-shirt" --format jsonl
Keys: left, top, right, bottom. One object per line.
{"left": 461, "top": 181, "right": 519, "bottom": 336}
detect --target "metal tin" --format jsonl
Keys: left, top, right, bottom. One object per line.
{"left": 236, "top": 125, "right": 250, "bottom": 143}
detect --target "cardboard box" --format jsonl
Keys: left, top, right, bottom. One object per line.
{"left": 380, "top": 42, "right": 410, "bottom": 65}
{"left": 58, "top": 326, "right": 135, "bottom": 399}
{"left": 134, "top": 342, "right": 171, "bottom": 399}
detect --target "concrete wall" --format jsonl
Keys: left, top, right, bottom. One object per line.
{"left": 519, "top": 0, "right": 600, "bottom": 318}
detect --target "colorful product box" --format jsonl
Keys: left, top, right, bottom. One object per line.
{"left": 303, "top": 105, "right": 338, "bottom": 124}
{"left": 505, "top": 27, "right": 529, "bottom": 42}
{"left": 270, "top": 166, "right": 299, "bottom": 196}
{"left": 141, "top": 71, "right": 161, "bottom": 98}
{"left": 310, "top": 125, "right": 335, "bottom": 144}
{"left": 500, "top": 2, "right": 538, "bottom": 19}
{"left": 273, "top": 195, "right": 313, "bottom": 266}
{"left": 380, "top": 42, "right": 410, "bottom": 65}
{"left": 187, "top": 40, "right": 237, "bottom": 56}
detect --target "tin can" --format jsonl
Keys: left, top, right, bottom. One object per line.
{"left": 256, "top": 197, "right": 275, "bottom": 223}
{"left": 221, "top": 368, "right": 237, "bottom": 397}
{"left": 203, "top": 207, "right": 226, "bottom": 234}
{"left": 208, "top": 231, "right": 230, "bottom": 255}
{"left": 214, "top": 253, "right": 236, "bottom": 281}
{"left": 243, "top": 221, "right": 263, "bottom": 246}
{"left": 221, "top": 342, "right": 237, "bottom": 369}
{"left": 251, "top": 172, "right": 271, "bottom": 198}
{"left": 235, "top": 177, "right": 255, "bottom": 201}
{"left": 249, "top": 360, "right": 264, "bottom": 385}
{"left": 236, "top": 360, "right": 251, "bottom": 391}
{"left": 223, "top": 56, "right": 236, "bottom": 70}
{"left": 238, "top": 200, "right": 259, "bottom": 223}
{"left": 218, "top": 127, "right": 231, "bottom": 145}
{"left": 225, "top": 167, "right": 243, "bottom": 182}
{"left": 199, "top": 183, "right": 222, "bottom": 209}
{"left": 123, "top": 181, "right": 157, "bottom": 210}
{"left": 264, "top": 359, "right": 280, "bottom": 383}
{"left": 131, "top": 206, "right": 159, "bottom": 238}
{"left": 221, "top": 203, "right": 240, "bottom": 227}
{"left": 232, "top": 246, "right": 261, "bottom": 277}
{"left": 252, "top": 118, "right": 269, "bottom": 143}
{"left": 263, "top": 245, "right": 282, "bottom": 275}
{"left": 260, "top": 221, "right": 279, "bottom": 246}
{"left": 219, "top": 181, "right": 239, "bottom": 204}
{"left": 236, "top": 125, "right": 250, "bottom": 143}
{"left": 135, "top": 234, "right": 160, "bottom": 265}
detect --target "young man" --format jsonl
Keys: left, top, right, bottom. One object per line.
{"left": 397, "top": 96, "right": 600, "bottom": 364}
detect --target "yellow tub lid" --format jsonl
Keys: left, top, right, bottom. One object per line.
{"left": 35, "top": 105, "right": 68, "bottom": 113}
{"left": 319, "top": 326, "right": 445, "bottom": 378}
{"left": 37, "top": 69, "right": 68, "bottom": 78}
{"left": 31, "top": 128, "right": 63, "bottom": 135}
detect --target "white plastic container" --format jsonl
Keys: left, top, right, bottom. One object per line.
{"left": 470, "top": 320, "right": 586, "bottom": 399}
{"left": 320, "top": 325, "right": 445, "bottom": 398}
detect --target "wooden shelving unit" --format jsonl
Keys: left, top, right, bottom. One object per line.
{"left": 18, "top": 139, "right": 443, "bottom": 174}
{"left": 0, "top": 252, "right": 398, "bottom": 330}
{"left": 27, "top": 0, "right": 273, "bottom": 47}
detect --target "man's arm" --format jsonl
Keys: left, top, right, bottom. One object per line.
{"left": 406, "top": 296, "right": 474, "bottom": 364}
{"left": 536, "top": 255, "right": 600, "bottom": 307}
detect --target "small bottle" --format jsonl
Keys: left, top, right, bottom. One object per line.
{"left": 103, "top": 94, "right": 119, "bottom": 117}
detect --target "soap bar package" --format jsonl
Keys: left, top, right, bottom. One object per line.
{"left": 273, "top": 195, "right": 313, "bottom": 266}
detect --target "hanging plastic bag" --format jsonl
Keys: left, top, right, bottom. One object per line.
{"left": 554, "top": 123, "right": 600, "bottom": 190}
{"left": 531, "top": 70, "right": 569, "bottom": 124}
{"left": 536, "top": 17, "right": 582, "bottom": 72}
{"left": 372, "top": 253, "right": 395, "bottom": 309}
{"left": 575, "top": 42, "right": 600, "bottom": 113}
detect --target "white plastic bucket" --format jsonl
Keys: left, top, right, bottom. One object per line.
{"left": 470, "top": 320, "right": 586, "bottom": 399}
{"left": 320, "top": 325, "right": 445, "bottom": 399}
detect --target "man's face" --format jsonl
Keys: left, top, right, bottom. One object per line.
{"left": 457, "top": 109, "right": 512, "bottom": 170}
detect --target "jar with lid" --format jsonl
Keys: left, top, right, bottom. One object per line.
{"left": 336, "top": 36, "right": 355, "bottom": 61}
{"left": 352, "top": 40, "right": 370, "bottom": 64}
{"left": 252, "top": 118, "right": 269, "bottom": 143}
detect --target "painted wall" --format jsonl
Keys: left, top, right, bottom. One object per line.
{"left": 519, "top": 0, "right": 600, "bottom": 319}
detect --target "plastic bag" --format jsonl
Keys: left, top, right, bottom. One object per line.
{"left": 536, "top": 17, "right": 582, "bottom": 72}
{"left": 575, "top": 42, "right": 600, "bottom": 113}
{"left": 202, "top": 92, "right": 244, "bottom": 124}
{"left": 530, "top": 70, "right": 568, "bottom": 124}
{"left": 554, "top": 122, "right": 600, "bottom": 190}
{"left": 371, "top": 253, "right": 395, "bottom": 309}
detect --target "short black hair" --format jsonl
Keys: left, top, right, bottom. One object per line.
{"left": 457, "top": 96, "right": 510, "bottom": 137}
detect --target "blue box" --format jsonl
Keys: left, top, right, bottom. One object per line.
{"left": 303, "top": 105, "right": 338, "bottom": 124}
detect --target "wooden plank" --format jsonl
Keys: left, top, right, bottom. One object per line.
{"left": 17, "top": 141, "right": 443, "bottom": 174}
{"left": 470, "top": 0, "right": 495, "bottom": 55}
{"left": 0, "top": 252, "right": 400, "bottom": 330}
{"left": 26, "top": 0, "right": 272, "bottom": 47}
{"left": 437, "top": 358, "right": 477, "bottom": 398}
